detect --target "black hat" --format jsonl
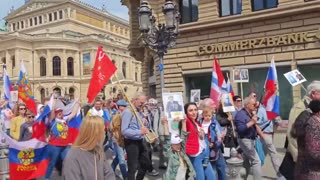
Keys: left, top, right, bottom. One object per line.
{"left": 309, "top": 100, "right": 320, "bottom": 113}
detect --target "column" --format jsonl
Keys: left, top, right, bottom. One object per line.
{"left": 62, "top": 49, "right": 67, "bottom": 77}
{"left": 47, "top": 49, "right": 52, "bottom": 77}
{"left": 14, "top": 49, "right": 20, "bottom": 78}
{"left": 67, "top": 8, "right": 71, "bottom": 18}
{"left": 5, "top": 50, "right": 11, "bottom": 76}
{"left": 33, "top": 50, "right": 38, "bottom": 78}
{"left": 74, "top": 51, "right": 80, "bottom": 77}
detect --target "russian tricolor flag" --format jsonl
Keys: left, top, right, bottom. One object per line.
{"left": 263, "top": 57, "right": 280, "bottom": 120}
{"left": 31, "top": 95, "right": 54, "bottom": 141}
{"left": 210, "top": 57, "right": 225, "bottom": 106}
{"left": 0, "top": 131, "right": 49, "bottom": 180}
{"left": 18, "top": 61, "right": 37, "bottom": 114}
{"left": 3, "top": 68, "right": 14, "bottom": 108}
{"left": 67, "top": 110, "right": 82, "bottom": 144}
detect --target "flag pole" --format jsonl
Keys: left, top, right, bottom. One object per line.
{"left": 113, "top": 74, "right": 157, "bottom": 143}
{"left": 226, "top": 73, "right": 236, "bottom": 138}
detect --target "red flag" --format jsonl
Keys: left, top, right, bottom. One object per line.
{"left": 87, "top": 46, "right": 117, "bottom": 103}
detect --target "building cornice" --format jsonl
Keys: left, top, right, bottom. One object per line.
{"left": 180, "top": 1, "right": 320, "bottom": 33}
{"left": 5, "top": 0, "right": 128, "bottom": 26}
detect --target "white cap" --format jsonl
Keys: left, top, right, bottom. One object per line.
{"left": 170, "top": 134, "right": 183, "bottom": 145}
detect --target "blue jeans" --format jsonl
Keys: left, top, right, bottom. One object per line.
{"left": 111, "top": 142, "right": 127, "bottom": 179}
{"left": 45, "top": 145, "right": 70, "bottom": 179}
{"left": 189, "top": 150, "right": 216, "bottom": 180}
{"left": 204, "top": 135, "right": 210, "bottom": 164}
{"left": 211, "top": 150, "right": 227, "bottom": 180}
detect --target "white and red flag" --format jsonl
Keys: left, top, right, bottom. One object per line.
{"left": 210, "top": 57, "right": 225, "bottom": 105}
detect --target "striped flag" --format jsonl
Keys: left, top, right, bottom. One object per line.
{"left": 3, "top": 68, "right": 14, "bottom": 108}
{"left": 263, "top": 57, "right": 280, "bottom": 120}
{"left": 18, "top": 61, "right": 37, "bottom": 114}
{"left": 0, "top": 132, "right": 49, "bottom": 180}
{"left": 210, "top": 57, "right": 225, "bottom": 105}
{"left": 226, "top": 78, "right": 234, "bottom": 97}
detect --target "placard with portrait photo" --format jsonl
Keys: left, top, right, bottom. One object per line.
{"left": 284, "top": 69, "right": 307, "bottom": 86}
{"left": 162, "top": 92, "right": 184, "bottom": 134}
{"left": 233, "top": 69, "right": 249, "bottom": 83}
{"left": 190, "top": 89, "right": 201, "bottom": 105}
{"left": 221, "top": 93, "right": 235, "bottom": 112}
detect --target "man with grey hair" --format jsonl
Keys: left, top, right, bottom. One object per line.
{"left": 282, "top": 80, "right": 320, "bottom": 179}
{"left": 234, "top": 96, "right": 261, "bottom": 179}
{"left": 121, "top": 92, "right": 150, "bottom": 180}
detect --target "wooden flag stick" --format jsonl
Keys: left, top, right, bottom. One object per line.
{"left": 113, "top": 74, "right": 157, "bottom": 142}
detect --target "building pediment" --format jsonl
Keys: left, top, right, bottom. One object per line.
{"left": 5, "top": 0, "right": 65, "bottom": 20}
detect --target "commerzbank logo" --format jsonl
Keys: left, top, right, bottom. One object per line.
{"left": 197, "top": 29, "right": 320, "bottom": 55}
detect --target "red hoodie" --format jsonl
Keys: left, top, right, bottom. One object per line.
{"left": 185, "top": 118, "right": 201, "bottom": 156}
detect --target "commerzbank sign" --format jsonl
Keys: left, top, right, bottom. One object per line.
{"left": 197, "top": 30, "right": 320, "bottom": 55}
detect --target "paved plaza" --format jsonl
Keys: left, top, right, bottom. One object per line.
{"left": 42, "top": 130, "right": 287, "bottom": 180}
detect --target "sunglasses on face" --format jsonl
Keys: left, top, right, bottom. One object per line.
{"left": 236, "top": 99, "right": 242, "bottom": 102}
{"left": 20, "top": 108, "right": 26, "bottom": 110}
{"left": 28, "top": 116, "right": 35, "bottom": 118}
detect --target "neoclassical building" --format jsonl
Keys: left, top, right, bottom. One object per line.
{"left": 0, "top": 0, "right": 142, "bottom": 103}
{"left": 123, "top": 0, "right": 320, "bottom": 119}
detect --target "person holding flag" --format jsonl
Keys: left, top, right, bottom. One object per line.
{"left": 254, "top": 58, "right": 285, "bottom": 179}
{"left": 44, "top": 97, "right": 80, "bottom": 180}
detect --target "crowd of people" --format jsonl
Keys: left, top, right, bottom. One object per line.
{"left": 1, "top": 81, "right": 320, "bottom": 180}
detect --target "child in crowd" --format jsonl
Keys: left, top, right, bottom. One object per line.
{"left": 162, "top": 117, "right": 195, "bottom": 180}
{"left": 201, "top": 108, "right": 222, "bottom": 166}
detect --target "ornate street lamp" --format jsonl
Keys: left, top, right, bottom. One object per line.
{"left": 138, "top": 0, "right": 180, "bottom": 95}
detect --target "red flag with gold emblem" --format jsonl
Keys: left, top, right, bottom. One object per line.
{"left": 87, "top": 46, "right": 117, "bottom": 103}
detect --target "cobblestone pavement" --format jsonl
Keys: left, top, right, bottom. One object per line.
{"left": 39, "top": 131, "right": 287, "bottom": 180}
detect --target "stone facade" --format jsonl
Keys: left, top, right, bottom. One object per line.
{"left": 0, "top": 0, "right": 142, "bottom": 103}
{"left": 123, "top": 0, "right": 320, "bottom": 119}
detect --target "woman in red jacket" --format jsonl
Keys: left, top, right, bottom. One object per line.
{"left": 182, "top": 102, "right": 216, "bottom": 180}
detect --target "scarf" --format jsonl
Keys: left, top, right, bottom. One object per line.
{"left": 91, "top": 108, "right": 103, "bottom": 117}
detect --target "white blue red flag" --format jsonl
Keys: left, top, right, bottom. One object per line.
{"left": 0, "top": 131, "right": 49, "bottom": 180}
{"left": 263, "top": 58, "right": 280, "bottom": 120}
{"left": 3, "top": 68, "right": 14, "bottom": 108}
{"left": 32, "top": 96, "right": 83, "bottom": 143}
{"left": 32, "top": 95, "right": 54, "bottom": 141}
{"left": 226, "top": 78, "right": 235, "bottom": 97}
{"left": 18, "top": 61, "right": 37, "bottom": 114}
{"left": 210, "top": 57, "right": 225, "bottom": 105}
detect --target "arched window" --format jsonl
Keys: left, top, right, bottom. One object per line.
{"left": 112, "top": 87, "right": 117, "bottom": 93}
{"left": 122, "top": 62, "right": 126, "bottom": 78}
{"left": 149, "top": 58, "right": 154, "bottom": 77}
{"left": 67, "top": 57, "right": 74, "bottom": 76}
{"left": 69, "top": 87, "right": 75, "bottom": 100}
{"left": 52, "top": 56, "right": 61, "bottom": 76}
{"left": 135, "top": 72, "right": 138, "bottom": 81}
{"left": 40, "top": 57, "right": 46, "bottom": 76}
{"left": 53, "top": 87, "right": 61, "bottom": 97}
{"left": 40, "top": 88, "right": 45, "bottom": 104}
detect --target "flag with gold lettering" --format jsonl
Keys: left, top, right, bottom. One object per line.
{"left": 0, "top": 131, "right": 49, "bottom": 180}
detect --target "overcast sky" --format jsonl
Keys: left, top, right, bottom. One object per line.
{"left": 0, "top": 0, "right": 129, "bottom": 24}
